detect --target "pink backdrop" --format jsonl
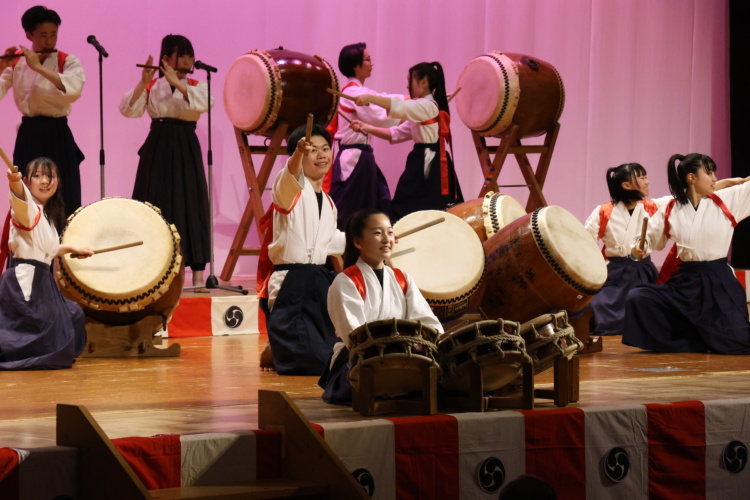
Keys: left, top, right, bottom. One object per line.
{"left": 1, "top": 0, "right": 730, "bottom": 276}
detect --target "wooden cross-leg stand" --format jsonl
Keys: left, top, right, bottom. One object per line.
{"left": 474, "top": 122, "right": 561, "bottom": 212}
{"left": 220, "top": 125, "right": 288, "bottom": 281}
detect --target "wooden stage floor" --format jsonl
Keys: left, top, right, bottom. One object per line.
{"left": 2, "top": 330, "right": 750, "bottom": 450}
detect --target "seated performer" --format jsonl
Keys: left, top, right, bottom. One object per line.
{"left": 256, "top": 124, "right": 345, "bottom": 375}
{"left": 119, "top": 34, "right": 212, "bottom": 287}
{"left": 583, "top": 163, "right": 671, "bottom": 336}
{"left": 350, "top": 61, "right": 463, "bottom": 222}
{"left": 623, "top": 153, "right": 750, "bottom": 354}
{"left": 319, "top": 209, "right": 443, "bottom": 405}
{"left": 0, "top": 157, "right": 92, "bottom": 370}
{"left": 327, "top": 42, "right": 401, "bottom": 229}
{"left": 0, "top": 5, "right": 86, "bottom": 218}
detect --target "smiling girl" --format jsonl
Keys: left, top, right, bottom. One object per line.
{"left": 0, "top": 157, "right": 92, "bottom": 370}
{"left": 623, "top": 153, "right": 750, "bottom": 353}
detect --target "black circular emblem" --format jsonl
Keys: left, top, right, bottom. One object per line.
{"left": 352, "top": 468, "right": 375, "bottom": 497}
{"left": 223, "top": 306, "right": 244, "bottom": 328}
{"left": 604, "top": 447, "right": 631, "bottom": 483}
{"left": 476, "top": 457, "right": 505, "bottom": 493}
{"left": 723, "top": 440, "right": 748, "bottom": 474}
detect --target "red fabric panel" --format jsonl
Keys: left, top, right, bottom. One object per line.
{"left": 646, "top": 401, "right": 706, "bottom": 500}
{"left": 168, "top": 297, "right": 213, "bottom": 337}
{"left": 113, "top": 435, "right": 181, "bottom": 490}
{"left": 253, "top": 429, "right": 282, "bottom": 480}
{"left": 0, "top": 448, "right": 20, "bottom": 500}
{"left": 387, "top": 415, "right": 459, "bottom": 500}
{"left": 521, "top": 407, "right": 586, "bottom": 499}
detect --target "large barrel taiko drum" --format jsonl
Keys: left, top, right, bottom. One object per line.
{"left": 223, "top": 48, "right": 339, "bottom": 137}
{"left": 57, "top": 198, "right": 185, "bottom": 326}
{"left": 447, "top": 191, "right": 526, "bottom": 243}
{"left": 455, "top": 51, "right": 565, "bottom": 139}
{"left": 481, "top": 205, "right": 606, "bottom": 323}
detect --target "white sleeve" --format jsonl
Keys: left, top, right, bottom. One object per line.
{"left": 186, "top": 81, "right": 213, "bottom": 113}
{"left": 327, "top": 274, "right": 368, "bottom": 347}
{"left": 388, "top": 97, "right": 437, "bottom": 122}
{"left": 645, "top": 205, "right": 669, "bottom": 252}
{"left": 271, "top": 159, "right": 304, "bottom": 211}
{"left": 58, "top": 54, "right": 85, "bottom": 102}
{"left": 119, "top": 87, "right": 147, "bottom": 118}
{"left": 0, "top": 66, "right": 12, "bottom": 101}
{"left": 9, "top": 183, "right": 41, "bottom": 229}
{"left": 584, "top": 205, "right": 601, "bottom": 241}
{"left": 714, "top": 181, "right": 750, "bottom": 223}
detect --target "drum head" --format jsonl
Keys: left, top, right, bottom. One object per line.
{"left": 533, "top": 206, "right": 607, "bottom": 291}
{"left": 483, "top": 193, "right": 526, "bottom": 239}
{"left": 59, "top": 198, "right": 181, "bottom": 311}
{"left": 391, "top": 210, "right": 484, "bottom": 305}
{"left": 455, "top": 52, "right": 520, "bottom": 135}
{"left": 224, "top": 52, "right": 276, "bottom": 132}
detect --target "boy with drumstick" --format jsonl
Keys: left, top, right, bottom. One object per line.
{"left": 256, "top": 122, "right": 345, "bottom": 375}
{"left": 0, "top": 5, "right": 85, "bottom": 218}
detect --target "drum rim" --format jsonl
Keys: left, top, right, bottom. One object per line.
{"left": 483, "top": 192, "right": 526, "bottom": 239}
{"left": 57, "top": 198, "right": 182, "bottom": 310}
{"left": 530, "top": 207, "right": 603, "bottom": 296}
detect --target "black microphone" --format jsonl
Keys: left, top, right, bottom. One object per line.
{"left": 194, "top": 60, "right": 217, "bottom": 73}
{"left": 86, "top": 35, "right": 108, "bottom": 58}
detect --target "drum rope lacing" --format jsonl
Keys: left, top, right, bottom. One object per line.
{"left": 57, "top": 201, "right": 181, "bottom": 308}
{"left": 486, "top": 192, "right": 503, "bottom": 236}
{"left": 439, "top": 320, "right": 532, "bottom": 375}
{"left": 521, "top": 321, "right": 583, "bottom": 361}
{"left": 531, "top": 208, "right": 601, "bottom": 296}
{"left": 349, "top": 320, "right": 439, "bottom": 366}
{"left": 248, "top": 50, "right": 280, "bottom": 135}
{"left": 476, "top": 53, "right": 512, "bottom": 136}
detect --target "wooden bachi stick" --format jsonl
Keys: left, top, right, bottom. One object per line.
{"left": 395, "top": 217, "right": 446, "bottom": 240}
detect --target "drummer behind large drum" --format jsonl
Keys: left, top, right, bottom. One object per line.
{"left": 319, "top": 209, "right": 443, "bottom": 405}
{"left": 256, "top": 124, "right": 345, "bottom": 375}
{"left": 326, "top": 42, "right": 402, "bottom": 230}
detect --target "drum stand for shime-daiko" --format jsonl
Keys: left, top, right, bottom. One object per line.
{"left": 81, "top": 316, "right": 180, "bottom": 358}
{"left": 352, "top": 365, "right": 439, "bottom": 417}
{"left": 473, "top": 122, "right": 561, "bottom": 212}
{"left": 220, "top": 125, "right": 288, "bottom": 281}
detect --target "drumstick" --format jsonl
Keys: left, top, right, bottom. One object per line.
{"left": 337, "top": 110, "right": 368, "bottom": 136}
{"left": 395, "top": 217, "right": 446, "bottom": 240}
{"left": 0, "top": 146, "right": 15, "bottom": 174}
{"left": 638, "top": 217, "right": 648, "bottom": 251}
{"left": 305, "top": 113, "right": 313, "bottom": 142}
{"left": 327, "top": 87, "right": 356, "bottom": 101}
{"left": 447, "top": 87, "right": 462, "bottom": 103}
{"left": 70, "top": 240, "right": 143, "bottom": 258}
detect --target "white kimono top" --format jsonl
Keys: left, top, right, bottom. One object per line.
{"left": 266, "top": 159, "right": 345, "bottom": 307}
{"left": 585, "top": 196, "right": 671, "bottom": 258}
{"left": 0, "top": 51, "right": 84, "bottom": 117}
{"left": 8, "top": 182, "right": 59, "bottom": 300}
{"left": 646, "top": 182, "right": 750, "bottom": 262}
{"left": 327, "top": 258, "right": 443, "bottom": 349}
{"left": 387, "top": 94, "right": 440, "bottom": 177}
{"left": 119, "top": 77, "right": 213, "bottom": 120}
{"left": 333, "top": 78, "right": 401, "bottom": 182}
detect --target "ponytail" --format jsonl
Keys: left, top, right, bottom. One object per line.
{"left": 606, "top": 162, "right": 647, "bottom": 204}
{"left": 667, "top": 153, "right": 716, "bottom": 205}
{"left": 409, "top": 61, "right": 450, "bottom": 114}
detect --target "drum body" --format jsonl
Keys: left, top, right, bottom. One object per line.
{"left": 348, "top": 319, "right": 440, "bottom": 397}
{"left": 519, "top": 311, "right": 582, "bottom": 375}
{"left": 391, "top": 210, "right": 485, "bottom": 322}
{"left": 455, "top": 51, "right": 565, "bottom": 139}
{"left": 224, "top": 48, "right": 339, "bottom": 137}
{"left": 447, "top": 192, "right": 526, "bottom": 242}
{"left": 481, "top": 206, "right": 607, "bottom": 323}
{"left": 57, "top": 198, "right": 184, "bottom": 325}
{"left": 438, "top": 318, "right": 527, "bottom": 395}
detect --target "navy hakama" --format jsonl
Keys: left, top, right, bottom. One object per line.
{"left": 622, "top": 258, "right": 750, "bottom": 354}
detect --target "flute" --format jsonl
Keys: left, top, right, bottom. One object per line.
{"left": 135, "top": 63, "right": 194, "bottom": 74}
{"left": 0, "top": 49, "right": 58, "bottom": 60}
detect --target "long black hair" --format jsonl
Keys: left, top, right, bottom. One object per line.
{"left": 408, "top": 61, "right": 449, "bottom": 114}
{"left": 667, "top": 153, "right": 716, "bottom": 205}
{"left": 338, "top": 42, "right": 366, "bottom": 78}
{"left": 343, "top": 208, "right": 388, "bottom": 268}
{"left": 26, "top": 157, "right": 66, "bottom": 233}
{"left": 606, "top": 163, "right": 648, "bottom": 205}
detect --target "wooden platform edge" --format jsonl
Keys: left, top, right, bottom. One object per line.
{"left": 258, "top": 390, "right": 370, "bottom": 499}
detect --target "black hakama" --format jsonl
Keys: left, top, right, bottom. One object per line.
{"left": 0, "top": 259, "right": 86, "bottom": 370}
{"left": 329, "top": 144, "right": 391, "bottom": 230}
{"left": 265, "top": 264, "right": 338, "bottom": 375}
{"left": 318, "top": 345, "right": 352, "bottom": 405}
{"left": 622, "top": 258, "right": 750, "bottom": 354}
{"left": 131, "top": 118, "right": 210, "bottom": 270}
{"left": 388, "top": 143, "right": 463, "bottom": 223}
{"left": 13, "top": 116, "right": 84, "bottom": 218}
{"left": 589, "top": 257, "right": 658, "bottom": 335}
